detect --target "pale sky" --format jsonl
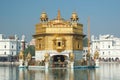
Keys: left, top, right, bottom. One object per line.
{"left": 0, "top": 0, "right": 120, "bottom": 41}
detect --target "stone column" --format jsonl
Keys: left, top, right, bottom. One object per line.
{"left": 24, "top": 60, "right": 28, "bottom": 67}
{"left": 69, "top": 52, "right": 74, "bottom": 68}
{"left": 44, "top": 53, "right": 49, "bottom": 69}
{"left": 70, "top": 62, "right": 74, "bottom": 69}
{"left": 45, "top": 62, "right": 49, "bottom": 69}
{"left": 19, "top": 59, "right": 24, "bottom": 67}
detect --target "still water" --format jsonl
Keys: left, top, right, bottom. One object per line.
{"left": 0, "top": 63, "right": 120, "bottom": 80}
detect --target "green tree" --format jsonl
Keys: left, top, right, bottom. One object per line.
{"left": 24, "top": 45, "right": 35, "bottom": 57}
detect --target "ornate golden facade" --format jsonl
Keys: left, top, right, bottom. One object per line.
{"left": 33, "top": 10, "right": 85, "bottom": 66}
{"left": 33, "top": 10, "right": 84, "bottom": 52}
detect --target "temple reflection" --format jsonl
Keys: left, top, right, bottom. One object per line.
{"left": 0, "top": 63, "right": 120, "bottom": 80}
{"left": 18, "top": 68, "right": 99, "bottom": 80}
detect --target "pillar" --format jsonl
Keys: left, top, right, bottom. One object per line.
{"left": 45, "top": 62, "right": 49, "bottom": 69}
{"left": 19, "top": 59, "right": 24, "bottom": 67}
{"left": 70, "top": 62, "right": 74, "bottom": 69}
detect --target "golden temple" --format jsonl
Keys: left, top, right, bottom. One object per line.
{"left": 33, "top": 10, "right": 85, "bottom": 67}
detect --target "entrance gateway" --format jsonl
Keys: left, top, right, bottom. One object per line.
{"left": 44, "top": 52, "right": 74, "bottom": 68}
{"left": 33, "top": 10, "right": 85, "bottom": 68}
{"left": 49, "top": 53, "right": 69, "bottom": 67}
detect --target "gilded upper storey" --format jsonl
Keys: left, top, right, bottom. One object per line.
{"left": 33, "top": 10, "right": 84, "bottom": 51}
{"left": 34, "top": 10, "right": 83, "bottom": 37}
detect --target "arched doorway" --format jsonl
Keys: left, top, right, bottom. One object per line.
{"left": 115, "top": 57, "right": 119, "bottom": 62}
{"left": 102, "top": 58, "right": 105, "bottom": 61}
{"left": 109, "top": 58, "right": 111, "bottom": 62}
{"left": 50, "top": 55, "right": 68, "bottom": 67}
{"left": 53, "top": 55, "right": 65, "bottom": 62}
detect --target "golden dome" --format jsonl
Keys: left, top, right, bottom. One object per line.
{"left": 71, "top": 12, "right": 79, "bottom": 21}
{"left": 40, "top": 12, "right": 48, "bottom": 21}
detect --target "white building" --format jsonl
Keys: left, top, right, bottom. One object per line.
{"left": 0, "top": 34, "right": 25, "bottom": 61}
{"left": 91, "top": 34, "right": 120, "bottom": 61}
{"left": 29, "top": 39, "right": 35, "bottom": 46}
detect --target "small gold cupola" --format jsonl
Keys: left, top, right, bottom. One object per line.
{"left": 40, "top": 12, "right": 48, "bottom": 22}
{"left": 71, "top": 12, "right": 79, "bottom": 22}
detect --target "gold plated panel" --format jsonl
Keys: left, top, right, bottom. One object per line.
{"left": 33, "top": 11, "right": 84, "bottom": 52}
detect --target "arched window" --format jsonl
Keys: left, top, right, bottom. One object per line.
{"left": 53, "top": 36, "right": 66, "bottom": 52}
{"left": 58, "top": 42, "right": 61, "bottom": 47}
{"left": 4, "top": 52, "right": 6, "bottom": 55}
{"left": 12, "top": 45, "right": 14, "bottom": 48}
{"left": 4, "top": 45, "right": 6, "bottom": 48}
{"left": 12, "top": 52, "right": 13, "bottom": 55}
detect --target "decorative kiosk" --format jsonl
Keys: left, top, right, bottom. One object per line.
{"left": 19, "top": 50, "right": 25, "bottom": 68}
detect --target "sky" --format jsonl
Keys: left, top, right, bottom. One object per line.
{"left": 0, "top": 0, "right": 120, "bottom": 42}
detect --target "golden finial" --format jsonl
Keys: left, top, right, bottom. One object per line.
{"left": 94, "top": 50, "right": 99, "bottom": 59}
{"left": 26, "top": 52, "right": 32, "bottom": 61}
{"left": 19, "top": 50, "right": 24, "bottom": 60}
{"left": 57, "top": 9, "right": 61, "bottom": 20}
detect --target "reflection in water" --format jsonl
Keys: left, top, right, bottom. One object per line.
{"left": 49, "top": 69, "right": 74, "bottom": 80}
{"left": 0, "top": 63, "right": 120, "bottom": 80}
{"left": 0, "top": 65, "right": 18, "bottom": 80}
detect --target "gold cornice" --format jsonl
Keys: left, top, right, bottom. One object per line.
{"left": 33, "top": 33, "right": 84, "bottom": 38}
